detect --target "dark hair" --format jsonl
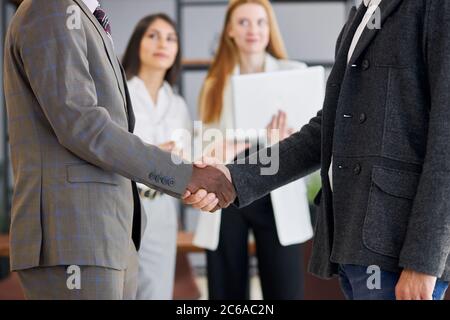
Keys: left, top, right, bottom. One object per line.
{"left": 122, "top": 14, "right": 181, "bottom": 86}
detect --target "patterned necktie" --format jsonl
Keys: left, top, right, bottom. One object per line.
{"left": 93, "top": 6, "right": 112, "bottom": 39}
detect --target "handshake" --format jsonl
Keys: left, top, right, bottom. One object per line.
{"left": 182, "top": 158, "right": 236, "bottom": 212}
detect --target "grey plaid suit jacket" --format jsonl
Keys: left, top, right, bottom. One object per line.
{"left": 3, "top": 0, "right": 193, "bottom": 271}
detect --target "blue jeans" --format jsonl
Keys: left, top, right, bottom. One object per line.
{"left": 338, "top": 264, "right": 449, "bottom": 300}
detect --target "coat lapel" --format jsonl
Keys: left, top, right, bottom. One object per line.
{"left": 329, "top": 4, "right": 368, "bottom": 84}
{"left": 119, "top": 63, "right": 136, "bottom": 132}
{"left": 321, "top": 4, "right": 372, "bottom": 170}
{"left": 72, "top": 0, "right": 128, "bottom": 116}
{"left": 348, "top": 0, "right": 404, "bottom": 65}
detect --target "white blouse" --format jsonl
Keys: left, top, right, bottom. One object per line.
{"left": 127, "top": 76, "right": 192, "bottom": 191}
{"left": 127, "top": 76, "right": 192, "bottom": 149}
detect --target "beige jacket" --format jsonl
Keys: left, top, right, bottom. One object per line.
{"left": 194, "top": 54, "right": 313, "bottom": 249}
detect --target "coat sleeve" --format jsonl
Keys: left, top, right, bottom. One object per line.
{"left": 227, "top": 110, "right": 322, "bottom": 208}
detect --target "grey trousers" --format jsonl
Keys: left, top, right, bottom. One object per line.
{"left": 17, "top": 243, "right": 139, "bottom": 300}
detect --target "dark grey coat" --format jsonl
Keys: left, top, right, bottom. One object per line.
{"left": 228, "top": 0, "right": 450, "bottom": 280}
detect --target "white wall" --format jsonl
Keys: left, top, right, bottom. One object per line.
{"left": 182, "top": 2, "right": 347, "bottom": 62}
{"left": 101, "top": 0, "right": 349, "bottom": 61}
{"left": 100, "top": 0, "right": 176, "bottom": 57}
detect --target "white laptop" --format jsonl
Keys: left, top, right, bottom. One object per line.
{"left": 231, "top": 66, "right": 325, "bottom": 140}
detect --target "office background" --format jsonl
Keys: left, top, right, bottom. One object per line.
{"left": 0, "top": 0, "right": 394, "bottom": 300}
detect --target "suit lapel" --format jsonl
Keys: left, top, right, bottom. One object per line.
{"left": 327, "top": 5, "right": 367, "bottom": 87}
{"left": 72, "top": 0, "right": 128, "bottom": 115}
{"left": 348, "top": 0, "right": 404, "bottom": 65}
{"left": 118, "top": 63, "right": 136, "bottom": 133}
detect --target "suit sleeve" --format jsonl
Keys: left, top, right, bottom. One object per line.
{"left": 17, "top": 0, "right": 192, "bottom": 198}
{"left": 399, "top": 0, "right": 450, "bottom": 277}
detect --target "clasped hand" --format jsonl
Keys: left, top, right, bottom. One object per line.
{"left": 183, "top": 157, "right": 236, "bottom": 212}
{"left": 182, "top": 111, "right": 293, "bottom": 212}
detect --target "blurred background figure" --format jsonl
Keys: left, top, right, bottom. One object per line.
{"left": 122, "top": 14, "right": 192, "bottom": 300}
{"left": 194, "top": 0, "right": 313, "bottom": 300}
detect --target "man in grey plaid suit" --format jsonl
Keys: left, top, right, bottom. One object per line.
{"left": 3, "top": 0, "right": 236, "bottom": 299}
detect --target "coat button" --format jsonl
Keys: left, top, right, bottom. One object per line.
{"left": 359, "top": 113, "right": 367, "bottom": 123}
{"left": 353, "top": 164, "right": 362, "bottom": 175}
{"left": 362, "top": 59, "right": 370, "bottom": 70}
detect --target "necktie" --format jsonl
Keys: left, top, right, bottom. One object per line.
{"left": 93, "top": 6, "right": 112, "bottom": 40}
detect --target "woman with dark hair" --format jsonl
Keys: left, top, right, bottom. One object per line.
{"left": 122, "top": 14, "right": 192, "bottom": 300}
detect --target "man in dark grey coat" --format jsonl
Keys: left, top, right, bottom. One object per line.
{"left": 185, "top": 0, "right": 450, "bottom": 300}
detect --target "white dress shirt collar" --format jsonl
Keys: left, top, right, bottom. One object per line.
{"left": 82, "top": 0, "right": 99, "bottom": 13}
{"left": 233, "top": 53, "right": 278, "bottom": 75}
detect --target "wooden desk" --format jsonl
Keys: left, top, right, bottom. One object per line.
{"left": 176, "top": 231, "right": 256, "bottom": 255}
{"left": 0, "top": 234, "right": 9, "bottom": 257}
{"left": 1, "top": 232, "right": 256, "bottom": 257}
{"left": 177, "top": 231, "right": 204, "bottom": 254}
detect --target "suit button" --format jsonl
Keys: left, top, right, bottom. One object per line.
{"left": 169, "top": 179, "right": 175, "bottom": 187}
{"left": 148, "top": 172, "right": 154, "bottom": 180}
{"left": 353, "top": 164, "right": 362, "bottom": 175}
{"left": 359, "top": 113, "right": 367, "bottom": 123}
{"left": 362, "top": 59, "right": 370, "bottom": 70}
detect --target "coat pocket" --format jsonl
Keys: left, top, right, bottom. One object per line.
{"left": 362, "top": 166, "right": 420, "bottom": 258}
{"left": 66, "top": 164, "right": 120, "bottom": 186}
